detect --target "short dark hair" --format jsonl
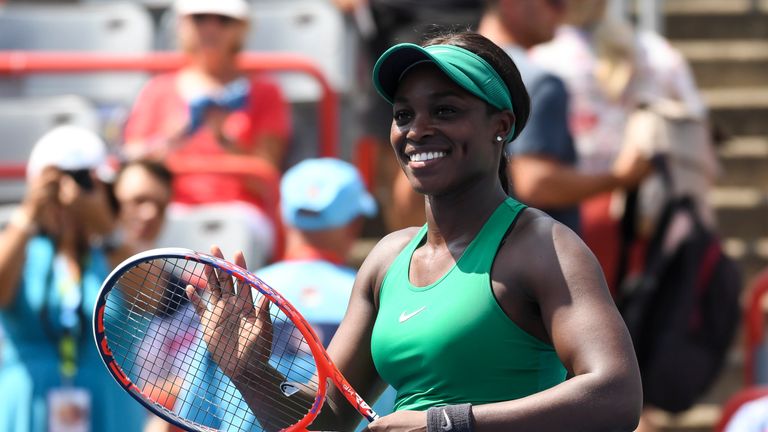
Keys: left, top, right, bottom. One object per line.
{"left": 115, "top": 159, "right": 174, "bottom": 190}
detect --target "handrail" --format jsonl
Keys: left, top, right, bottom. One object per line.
{"left": 0, "top": 165, "right": 25, "bottom": 179}
{"left": 0, "top": 51, "right": 339, "bottom": 157}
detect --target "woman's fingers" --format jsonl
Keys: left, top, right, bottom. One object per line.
{"left": 185, "top": 284, "right": 207, "bottom": 317}
{"left": 210, "top": 245, "right": 236, "bottom": 295}
{"left": 233, "top": 250, "right": 247, "bottom": 270}
{"left": 204, "top": 262, "right": 222, "bottom": 299}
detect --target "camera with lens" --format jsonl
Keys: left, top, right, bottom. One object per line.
{"left": 62, "top": 169, "right": 94, "bottom": 192}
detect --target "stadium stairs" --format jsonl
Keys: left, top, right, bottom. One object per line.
{"left": 652, "top": 0, "right": 768, "bottom": 430}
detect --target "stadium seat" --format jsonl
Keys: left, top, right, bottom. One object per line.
{"left": 0, "top": 2, "right": 154, "bottom": 105}
{"left": 156, "top": 203, "right": 275, "bottom": 271}
{"left": 715, "top": 386, "right": 768, "bottom": 432}
{"left": 158, "top": 0, "right": 358, "bottom": 102}
{"left": 0, "top": 95, "right": 99, "bottom": 204}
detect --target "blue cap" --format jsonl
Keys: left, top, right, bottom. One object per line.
{"left": 281, "top": 158, "right": 377, "bottom": 231}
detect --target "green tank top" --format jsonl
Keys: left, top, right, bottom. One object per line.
{"left": 371, "top": 198, "right": 567, "bottom": 411}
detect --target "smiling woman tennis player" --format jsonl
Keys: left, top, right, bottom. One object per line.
{"left": 196, "top": 31, "right": 642, "bottom": 432}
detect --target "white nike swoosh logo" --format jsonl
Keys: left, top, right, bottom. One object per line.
{"left": 398, "top": 306, "right": 427, "bottom": 323}
{"left": 442, "top": 409, "right": 452, "bottom": 431}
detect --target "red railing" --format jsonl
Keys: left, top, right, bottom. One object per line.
{"left": 0, "top": 51, "right": 339, "bottom": 259}
{"left": 0, "top": 51, "right": 339, "bottom": 158}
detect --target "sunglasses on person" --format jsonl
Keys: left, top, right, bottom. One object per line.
{"left": 190, "top": 13, "right": 238, "bottom": 26}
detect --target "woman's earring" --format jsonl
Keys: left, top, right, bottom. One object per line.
{"left": 495, "top": 135, "right": 504, "bottom": 142}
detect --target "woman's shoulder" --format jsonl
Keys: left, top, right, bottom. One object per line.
{"left": 501, "top": 208, "right": 585, "bottom": 266}
{"left": 367, "top": 227, "right": 421, "bottom": 266}
{"left": 356, "top": 227, "right": 422, "bottom": 288}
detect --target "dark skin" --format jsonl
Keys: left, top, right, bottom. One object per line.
{"left": 193, "top": 62, "right": 642, "bottom": 431}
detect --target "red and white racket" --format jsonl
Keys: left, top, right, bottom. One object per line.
{"left": 93, "top": 247, "right": 377, "bottom": 432}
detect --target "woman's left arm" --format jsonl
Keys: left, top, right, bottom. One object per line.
{"left": 471, "top": 219, "right": 642, "bottom": 432}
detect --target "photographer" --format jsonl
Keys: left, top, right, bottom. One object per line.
{"left": 0, "top": 126, "right": 147, "bottom": 432}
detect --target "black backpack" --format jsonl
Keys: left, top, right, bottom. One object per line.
{"left": 616, "top": 192, "right": 743, "bottom": 413}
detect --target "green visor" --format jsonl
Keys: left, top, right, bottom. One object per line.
{"left": 372, "top": 43, "right": 516, "bottom": 140}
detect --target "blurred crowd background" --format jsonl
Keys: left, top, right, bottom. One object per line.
{"left": 0, "top": 0, "right": 767, "bottom": 431}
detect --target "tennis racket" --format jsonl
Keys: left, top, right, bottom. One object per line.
{"left": 93, "top": 247, "right": 378, "bottom": 432}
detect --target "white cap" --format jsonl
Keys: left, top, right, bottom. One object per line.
{"left": 27, "top": 125, "right": 108, "bottom": 180}
{"left": 174, "top": 0, "right": 250, "bottom": 20}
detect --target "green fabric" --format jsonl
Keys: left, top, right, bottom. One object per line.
{"left": 372, "top": 43, "right": 516, "bottom": 141}
{"left": 371, "top": 198, "right": 567, "bottom": 411}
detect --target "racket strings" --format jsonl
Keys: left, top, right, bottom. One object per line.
{"left": 103, "top": 257, "right": 322, "bottom": 431}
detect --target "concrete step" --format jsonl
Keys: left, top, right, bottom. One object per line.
{"left": 673, "top": 40, "right": 768, "bottom": 88}
{"left": 702, "top": 87, "right": 768, "bottom": 109}
{"left": 690, "top": 59, "right": 768, "bottom": 89}
{"left": 717, "top": 137, "right": 768, "bottom": 188}
{"left": 719, "top": 136, "right": 768, "bottom": 157}
{"left": 666, "top": 12, "right": 768, "bottom": 40}
{"left": 712, "top": 187, "right": 768, "bottom": 239}
{"left": 710, "top": 107, "right": 768, "bottom": 137}
{"left": 663, "top": 0, "right": 768, "bottom": 15}
{"left": 724, "top": 237, "right": 768, "bottom": 282}
{"left": 674, "top": 39, "right": 768, "bottom": 63}
{"left": 698, "top": 87, "right": 768, "bottom": 137}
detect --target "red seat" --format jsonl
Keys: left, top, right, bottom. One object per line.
{"left": 715, "top": 386, "right": 768, "bottom": 432}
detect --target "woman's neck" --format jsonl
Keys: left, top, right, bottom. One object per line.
{"left": 423, "top": 178, "right": 508, "bottom": 249}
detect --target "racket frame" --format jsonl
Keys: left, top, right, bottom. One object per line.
{"left": 93, "top": 247, "right": 378, "bottom": 432}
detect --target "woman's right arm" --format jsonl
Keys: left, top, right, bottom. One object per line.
{"left": 310, "top": 230, "right": 415, "bottom": 431}
{"left": 189, "top": 232, "right": 412, "bottom": 431}
{"left": 0, "top": 168, "right": 60, "bottom": 307}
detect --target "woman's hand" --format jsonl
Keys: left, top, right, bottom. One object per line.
{"left": 362, "top": 410, "right": 427, "bottom": 432}
{"left": 185, "top": 246, "right": 274, "bottom": 382}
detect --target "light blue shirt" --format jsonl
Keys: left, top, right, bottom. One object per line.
{"left": 0, "top": 236, "right": 147, "bottom": 432}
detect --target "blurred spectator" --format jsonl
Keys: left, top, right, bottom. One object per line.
{"left": 108, "top": 160, "right": 196, "bottom": 432}
{"left": 173, "top": 158, "right": 394, "bottom": 431}
{"left": 478, "top": 0, "right": 650, "bottom": 234}
{"left": 333, "top": 0, "right": 484, "bottom": 231}
{"left": 532, "top": 3, "right": 717, "bottom": 431}
{"left": 0, "top": 126, "right": 147, "bottom": 432}
{"left": 109, "top": 159, "right": 174, "bottom": 262}
{"left": 530, "top": 0, "right": 715, "bottom": 289}
{"left": 123, "top": 0, "right": 292, "bottom": 262}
